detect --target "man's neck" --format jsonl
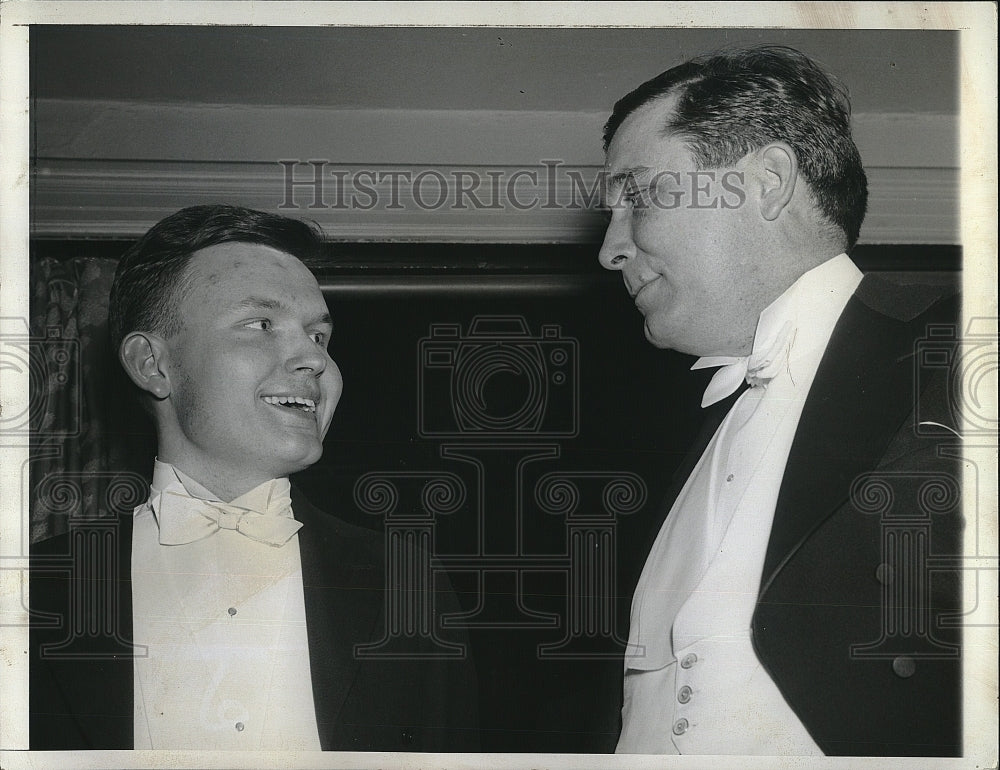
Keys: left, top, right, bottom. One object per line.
{"left": 719, "top": 249, "right": 849, "bottom": 358}
{"left": 156, "top": 457, "right": 281, "bottom": 503}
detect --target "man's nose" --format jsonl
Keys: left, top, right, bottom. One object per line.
{"left": 598, "top": 212, "right": 635, "bottom": 271}
{"left": 285, "top": 333, "right": 328, "bottom": 375}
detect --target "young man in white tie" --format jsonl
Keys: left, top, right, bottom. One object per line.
{"left": 30, "top": 205, "right": 478, "bottom": 751}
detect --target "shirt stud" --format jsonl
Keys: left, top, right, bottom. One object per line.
{"left": 228, "top": 607, "right": 237, "bottom": 617}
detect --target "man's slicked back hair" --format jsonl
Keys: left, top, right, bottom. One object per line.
{"left": 603, "top": 46, "right": 868, "bottom": 249}
{"left": 108, "top": 204, "right": 326, "bottom": 358}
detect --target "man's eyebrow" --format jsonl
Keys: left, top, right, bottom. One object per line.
{"left": 236, "top": 296, "right": 285, "bottom": 312}
{"left": 309, "top": 311, "right": 334, "bottom": 328}
{"left": 236, "top": 297, "right": 332, "bottom": 327}
{"left": 606, "top": 166, "right": 652, "bottom": 188}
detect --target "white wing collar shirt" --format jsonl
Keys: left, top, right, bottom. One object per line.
{"left": 131, "top": 460, "right": 322, "bottom": 750}
{"left": 617, "top": 254, "right": 864, "bottom": 755}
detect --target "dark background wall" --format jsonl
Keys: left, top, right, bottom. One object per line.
{"left": 29, "top": 237, "right": 959, "bottom": 751}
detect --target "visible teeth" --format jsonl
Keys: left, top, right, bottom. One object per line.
{"left": 263, "top": 395, "right": 316, "bottom": 412}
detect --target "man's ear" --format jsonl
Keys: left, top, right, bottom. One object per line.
{"left": 758, "top": 142, "right": 798, "bottom": 222}
{"left": 119, "top": 332, "right": 172, "bottom": 399}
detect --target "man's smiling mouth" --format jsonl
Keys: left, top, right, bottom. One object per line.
{"left": 262, "top": 395, "right": 317, "bottom": 414}
{"left": 633, "top": 278, "right": 659, "bottom": 306}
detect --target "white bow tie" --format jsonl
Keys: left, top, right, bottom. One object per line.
{"left": 152, "top": 489, "right": 301, "bottom": 547}
{"left": 693, "top": 321, "right": 796, "bottom": 407}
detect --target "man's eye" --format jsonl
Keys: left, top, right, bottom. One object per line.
{"left": 309, "top": 331, "right": 327, "bottom": 345}
{"left": 624, "top": 186, "right": 649, "bottom": 208}
{"left": 245, "top": 319, "right": 272, "bottom": 331}
{"left": 608, "top": 182, "right": 647, "bottom": 210}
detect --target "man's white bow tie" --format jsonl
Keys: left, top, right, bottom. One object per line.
{"left": 693, "top": 321, "right": 796, "bottom": 407}
{"left": 152, "top": 489, "right": 302, "bottom": 547}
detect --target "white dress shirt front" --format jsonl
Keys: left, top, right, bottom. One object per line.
{"left": 617, "top": 254, "right": 864, "bottom": 754}
{"left": 131, "top": 461, "right": 321, "bottom": 750}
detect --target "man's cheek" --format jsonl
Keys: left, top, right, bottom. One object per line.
{"left": 319, "top": 395, "right": 340, "bottom": 438}
{"left": 629, "top": 216, "right": 662, "bottom": 255}
{"left": 649, "top": 173, "right": 686, "bottom": 210}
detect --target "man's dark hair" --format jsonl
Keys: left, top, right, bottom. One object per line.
{"left": 108, "top": 204, "right": 326, "bottom": 357}
{"left": 603, "top": 45, "right": 868, "bottom": 249}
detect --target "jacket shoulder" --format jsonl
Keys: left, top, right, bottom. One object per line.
{"left": 855, "top": 274, "right": 959, "bottom": 324}
{"left": 291, "top": 486, "right": 381, "bottom": 543}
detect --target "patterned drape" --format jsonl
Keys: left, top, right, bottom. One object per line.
{"left": 29, "top": 255, "right": 153, "bottom": 543}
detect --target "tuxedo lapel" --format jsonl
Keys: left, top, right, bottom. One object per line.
{"left": 759, "top": 277, "right": 949, "bottom": 594}
{"left": 292, "top": 488, "right": 384, "bottom": 749}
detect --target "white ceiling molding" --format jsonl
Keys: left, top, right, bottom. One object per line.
{"left": 31, "top": 159, "right": 958, "bottom": 245}
{"left": 30, "top": 100, "right": 958, "bottom": 244}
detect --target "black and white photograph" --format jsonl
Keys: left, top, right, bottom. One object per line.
{"left": 1, "top": 3, "right": 996, "bottom": 769}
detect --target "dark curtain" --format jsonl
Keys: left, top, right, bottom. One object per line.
{"left": 29, "top": 255, "right": 152, "bottom": 543}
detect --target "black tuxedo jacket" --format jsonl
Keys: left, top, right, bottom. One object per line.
{"left": 749, "top": 276, "right": 962, "bottom": 756}
{"left": 648, "top": 275, "right": 962, "bottom": 756}
{"left": 29, "top": 487, "right": 479, "bottom": 751}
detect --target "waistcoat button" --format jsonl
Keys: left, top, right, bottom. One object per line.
{"left": 875, "top": 563, "right": 894, "bottom": 585}
{"left": 892, "top": 656, "right": 916, "bottom": 678}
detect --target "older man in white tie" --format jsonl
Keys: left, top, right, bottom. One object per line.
{"left": 598, "top": 46, "right": 962, "bottom": 757}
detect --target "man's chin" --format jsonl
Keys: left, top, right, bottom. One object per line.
{"left": 643, "top": 320, "right": 673, "bottom": 350}
{"left": 270, "top": 441, "right": 324, "bottom": 478}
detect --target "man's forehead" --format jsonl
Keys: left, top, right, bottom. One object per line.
{"left": 182, "top": 242, "right": 323, "bottom": 304}
{"left": 188, "top": 241, "right": 302, "bottom": 271}
{"left": 604, "top": 93, "right": 683, "bottom": 172}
